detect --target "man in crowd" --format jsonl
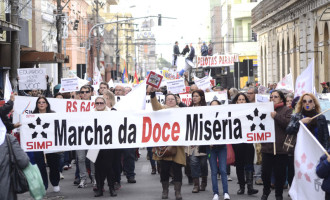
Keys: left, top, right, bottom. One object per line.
{"left": 201, "top": 41, "right": 208, "bottom": 56}
{"left": 187, "top": 43, "right": 195, "bottom": 62}
{"left": 98, "top": 82, "right": 109, "bottom": 95}
{"left": 173, "top": 41, "right": 180, "bottom": 67}
{"left": 321, "top": 82, "right": 329, "bottom": 93}
{"left": 190, "top": 84, "right": 198, "bottom": 93}
{"left": 114, "top": 84, "right": 137, "bottom": 185}
{"left": 246, "top": 86, "right": 263, "bottom": 185}
{"left": 76, "top": 85, "right": 96, "bottom": 188}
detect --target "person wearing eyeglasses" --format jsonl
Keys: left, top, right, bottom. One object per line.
{"left": 32, "top": 96, "right": 61, "bottom": 192}
{"left": 286, "top": 93, "right": 329, "bottom": 149}
{"left": 149, "top": 86, "right": 186, "bottom": 200}
{"left": 93, "top": 96, "right": 117, "bottom": 197}
{"left": 260, "top": 90, "right": 292, "bottom": 200}
{"left": 231, "top": 93, "right": 258, "bottom": 197}
{"left": 76, "top": 85, "right": 96, "bottom": 189}
{"left": 80, "top": 85, "right": 92, "bottom": 100}
{"left": 114, "top": 85, "right": 126, "bottom": 96}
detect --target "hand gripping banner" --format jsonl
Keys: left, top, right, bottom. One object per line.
{"left": 20, "top": 102, "right": 275, "bottom": 151}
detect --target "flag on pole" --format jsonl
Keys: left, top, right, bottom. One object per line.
{"left": 134, "top": 71, "right": 139, "bottom": 84}
{"left": 294, "top": 59, "right": 314, "bottom": 97}
{"left": 276, "top": 73, "right": 294, "bottom": 92}
{"left": 93, "top": 66, "right": 103, "bottom": 85}
{"left": 122, "top": 61, "right": 129, "bottom": 83}
{"left": 4, "top": 72, "right": 12, "bottom": 102}
{"left": 289, "top": 121, "right": 326, "bottom": 200}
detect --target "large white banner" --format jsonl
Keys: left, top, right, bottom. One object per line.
{"left": 196, "top": 55, "right": 239, "bottom": 68}
{"left": 20, "top": 102, "right": 275, "bottom": 151}
{"left": 18, "top": 68, "right": 47, "bottom": 90}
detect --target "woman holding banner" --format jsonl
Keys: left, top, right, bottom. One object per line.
{"left": 150, "top": 87, "right": 185, "bottom": 200}
{"left": 286, "top": 93, "right": 329, "bottom": 190}
{"left": 93, "top": 96, "right": 117, "bottom": 197}
{"left": 187, "top": 90, "right": 209, "bottom": 193}
{"left": 231, "top": 93, "right": 259, "bottom": 196}
{"left": 207, "top": 100, "right": 230, "bottom": 200}
{"left": 261, "top": 90, "right": 292, "bottom": 200}
{"left": 32, "top": 96, "right": 61, "bottom": 192}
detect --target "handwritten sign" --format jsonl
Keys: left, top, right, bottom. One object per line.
{"left": 18, "top": 68, "right": 47, "bottom": 90}
{"left": 61, "top": 78, "right": 79, "bottom": 92}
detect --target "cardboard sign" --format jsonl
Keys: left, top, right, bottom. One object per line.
{"left": 18, "top": 68, "right": 47, "bottom": 90}
{"left": 61, "top": 78, "right": 79, "bottom": 92}
{"left": 146, "top": 71, "right": 163, "bottom": 89}
{"left": 167, "top": 79, "right": 186, "bottom": 94}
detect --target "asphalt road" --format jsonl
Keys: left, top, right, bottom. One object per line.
{"left": 18, "top": 149, "right": 291, "bottom": 200}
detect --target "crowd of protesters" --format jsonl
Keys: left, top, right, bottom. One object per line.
{"left": 0, "top": 75, "right": 330, "bottom": 200}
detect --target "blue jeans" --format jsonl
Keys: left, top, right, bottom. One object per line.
{"left": 208, "top": 146, "right": 228, "bottom": 195}
{"left": 147, "top": 147, "right": 155, "bottom": 168}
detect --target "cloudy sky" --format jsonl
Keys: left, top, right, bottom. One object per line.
{"left": 112, "top": 0, "right": 211, "bottom": 62}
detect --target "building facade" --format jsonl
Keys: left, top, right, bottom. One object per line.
{"left": 252, "top": 0, "right": 330, "bottom": 92}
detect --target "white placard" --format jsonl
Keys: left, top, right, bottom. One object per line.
{"left": 167, "top": 79, "right": 186, "bottom": 94}
{"left": 60, "top": 78, "right": 79, "bottom": 92}
{"left": 18, "top": 68, "right": 47, "bottom": 90}
{"left": 195, "top": 76, "right": 212, "bottom": 91}
{"left": 256, "top": 94, "right": 270, "bottom": 102}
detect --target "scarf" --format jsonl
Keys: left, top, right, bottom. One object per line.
{"left": 274, "top": 102, "right": 284, "bottom": 110}
{"left": 301, "top": 108, "right": 318, "bottom": 133}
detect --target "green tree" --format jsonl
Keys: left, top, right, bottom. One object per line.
{"left": 157, "top": 57, "right": 171, "bottom": 70}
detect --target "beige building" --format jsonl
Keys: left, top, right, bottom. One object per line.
{"left": 252, "top": 0, "right": 330, "bottom": 92}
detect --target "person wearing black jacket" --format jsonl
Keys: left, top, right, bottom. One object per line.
{"left": 187, "top": 43, "right": 195, "bottom": 62}
{"left": 173, "top": 41, "right": 180, "bottom": 67}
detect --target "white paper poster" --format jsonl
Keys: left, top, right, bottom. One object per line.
{"left": 167, "top": 79, "right": 186, "bottom": 94}
{"left": 60, "top": 78, "right": 79, "bottom": 92}
{"left": 18, "top": 68, "right": 47, "bottom": 90}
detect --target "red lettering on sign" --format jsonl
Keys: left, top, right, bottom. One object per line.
{"left": 247, "top": 132, "right": 272, "bottom": 141}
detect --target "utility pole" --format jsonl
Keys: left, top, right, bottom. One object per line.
{"left": 95, "top": 0, "right": 100, "bottom": 71}
{"left": 56, "top": 0, "right": 63, "bottom": 83}
{"left": 10, "top": 0, "right": 20, "bottom": 87}
{"left": 115, "top": 15, "right": 119, "bottom": 81}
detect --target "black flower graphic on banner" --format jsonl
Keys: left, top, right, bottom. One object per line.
{"left": 246, "top": 108, "right": 267, "bottom": 131}
{"left": 28, "top": 117, "right": 49, "bottom": 139}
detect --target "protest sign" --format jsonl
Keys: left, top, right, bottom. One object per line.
{"left": 13, "top": 96, "right": 95, "bottom": 124}
{"left": 146, "top": 71, "right": 163, "bottom": 89}
{"left": 195, "top": 76, "right": 212, "bottom": 91}
{"left": 256, "top": 94, "right": 270, "bottom": 103}
{"left": 18, "top": 68, "right": 47, "bottom": 90}
{"left": 167, "top": 79, "right": 186, "bottom": 94}
{"left": 20, "top": 102, "right": 275, "bottom": 151}
{"left": 60, "top": 78, "right": 79, "bottom": 92}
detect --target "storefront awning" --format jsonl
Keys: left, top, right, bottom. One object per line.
{"left": 21, "top": 52, "right": 69, "bottom": 64}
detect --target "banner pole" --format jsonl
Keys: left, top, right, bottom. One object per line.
{"left": 310, "top": 108, "right": 330, "bottom": 120}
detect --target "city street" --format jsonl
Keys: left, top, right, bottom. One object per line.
{"left": 18, "top": 149, "right": 290, "bottom": 200}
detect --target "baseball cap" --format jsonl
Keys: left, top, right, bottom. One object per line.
{"left": 321, "top": 82, "right": 327, "bottom": 85}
